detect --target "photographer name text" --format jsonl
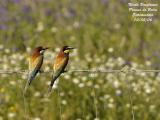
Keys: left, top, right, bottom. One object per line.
{"left": 128, "top": 2, "right": 158, "bottom": 22}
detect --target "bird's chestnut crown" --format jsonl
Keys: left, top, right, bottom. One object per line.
{"left": 35, "top": 46, "right": 48, "bottom": 54}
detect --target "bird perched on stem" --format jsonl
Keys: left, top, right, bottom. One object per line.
{"left": 24, "top": 46, "right": 48, "bottom": 93}
{"left": 48, "top": 46, "right": 75, "bottom": 96}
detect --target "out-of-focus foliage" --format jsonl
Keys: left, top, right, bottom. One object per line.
{"left": 0, "top": 0, "right": 160, "bottom": 119}
{"left": 0, "top": 0, "right": 160, "bottom": 63}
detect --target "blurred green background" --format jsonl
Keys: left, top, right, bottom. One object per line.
{"left": 0, "top": 0, "right": 160, "bottom": 64}
{"left": 0, "top": 0, "right": 160, "bottom": 120}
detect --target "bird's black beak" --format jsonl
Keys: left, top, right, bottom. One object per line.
{"left": 67, "top": 47, "right": 75, "bottom": 50}
{"left": 43, "top": 47, "right": 49, "bottom": 50}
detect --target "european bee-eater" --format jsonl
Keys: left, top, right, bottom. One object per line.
{"left": 24, "top": 46, "right": 48, "bottom": 93}
{"left": 48, "top": 46, "right": 75, "bottom": 95}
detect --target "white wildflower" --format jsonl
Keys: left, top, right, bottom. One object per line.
{"left": 34, "top": 92, "right": 41, "bottom": 97}
{"left": 73, "top": 21, "right": 80, "bottom": 28}
{"left": 113, "top": 80, "right": 119, "bottom": 88}
{"left": 73, "top": 78, "right": 80, "bottom": 84}
{"left": 78, "top": 83, "right": 84, "bottom": 88}
{"left": 0, "top": 116, "right": 3, "bottom": 120}
{"left": 86, "top": 81, "right": 93, "bottom": 87}
{"left": 55, "top": 47, "right": 60, "bottom": 52}
{"left": 116, "top": 90, "right": 122, "bottom": 95}
{"left": 145, "top": 61, "right": 151, "bottom": 66}
{"left": 94, "top": 84, "right": 100, "bottom": 89}
{"left": 64, "top": 74, "right": 70, "bottom": 80}
{"left": 8, "top": 112, "right": 16, "bottom": 118}
{"left": 44, "top": 66, "right": 50, "bottom": 71}
{"left": 108, "top": 47, "right": 114, "bottom": 53}
{"left": 61, "top": 100, "right": 67, "bottom": 105}
{"left": 0, "top": 44, "right": 4, "bottom": 50}
{"left": 81, "top": 76, "right": 87, "bottom": 82}
{"left": 10, "top": 81, "right": 16, "bottom": 86}
{"left": 51, "top": 27, "right": 58, "bottom": 33}
{"left": 5, "top": 49, "right": 10, "bottom": 54}
{"left": 94, "top": 118, "right": 100, "bottom": 120}
{"left": 60, "top": 92, "right": 64, "bottom": 97}
{"left": 117, "top": 57, "right": 125, "bottom": 66}
{"left": 108, "top": 103, "right": 114, "bottom": 108}
{"left": 34, "top": 117, "right": 41, "bottom": 120}
{"left": 114, "top": 23, "right": 121, "bottom": 29}
{"left": 26, "top": 47, "right": 31, "bottom": 53}
{"left": 104, "top": 94, "right": 110, "bottom": 99}
{"left": 36, "top": 22, "right": 44, "bottom": 32}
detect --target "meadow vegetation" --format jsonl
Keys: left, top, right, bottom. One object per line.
{"left": 0, "top": 0, "right": 160, "bottom": 120}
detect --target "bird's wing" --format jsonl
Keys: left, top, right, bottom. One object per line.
{"left": 24, "top": 55, "right": 43, "bottom": 94}
{"left": 28, "top": 55, "right": 43, "bottom": 81}
{"left": 53, "top": 57, "right": 68, "bottom": 73}
{"left": 48, "top": 57, "right": 68, "bottom": 95}
{"left": 29, "top": 55, "right": 43, "bottom": 72}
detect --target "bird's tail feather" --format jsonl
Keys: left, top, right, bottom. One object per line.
{"left": 23, "top": 75, "right": 34, "bottom": 94}
{"left": 28, "top": 79, "right": 32, "bottom": 86}
{"left": 47, "top": 75, "right": 58, "bottom": 97}
{"left": 47, "top": 85, "right": 52, "bottom": 97}
{"left": 28, "top": 70, "right": 38, "bottom": 85}
{"left": 24, "top": 80, "right": 29, "bottom": 94}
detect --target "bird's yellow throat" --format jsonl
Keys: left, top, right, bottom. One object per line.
{"left": 64, "top": 49, "right": 70, "bottom": 53}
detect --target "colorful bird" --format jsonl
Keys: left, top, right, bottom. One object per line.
{"left": 48, "top": 46, "right": 75, "bottom": 95}
{"left": 24, "top": 46, "right": 48, "bottom": 93}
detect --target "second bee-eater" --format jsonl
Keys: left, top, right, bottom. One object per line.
{"left": 48, "top": 46, "right": 75, "bottom": 95}
{"left": 24, "top": 46, "right": 48, "bottom": 93}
